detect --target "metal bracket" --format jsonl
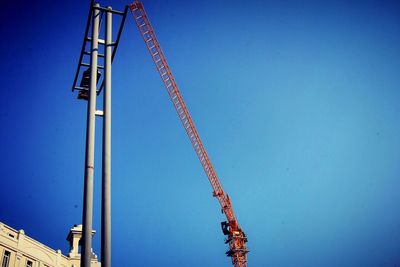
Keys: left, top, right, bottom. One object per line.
{"left": 71, "top": 3, "right": 128, "bottom": 94}
{"left": 95, "top": 110, "right": 104, "bottom": 117}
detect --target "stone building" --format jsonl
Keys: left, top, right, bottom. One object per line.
{"left": 0, "top": 222, "right": 100, "bottom": 267}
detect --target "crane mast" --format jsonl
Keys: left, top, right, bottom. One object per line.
{"left": 129, "top": 2, "right": 248, "bottom": 266}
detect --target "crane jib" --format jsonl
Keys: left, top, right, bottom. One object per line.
{"left": 129, "top": 2, "right": 248, "bottom": 266}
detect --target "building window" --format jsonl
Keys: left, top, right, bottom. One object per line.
{"left": 1, "top": 250, "right": 11, "bottom": 267}
{"left": 26, "top": 260, "right": 33, "bottom": 267}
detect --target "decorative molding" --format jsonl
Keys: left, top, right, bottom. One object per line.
{"left": 25, "top": 246, "right": 54, "bottom": 265}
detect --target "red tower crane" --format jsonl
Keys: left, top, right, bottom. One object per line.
{"left": 129, "top": 2, "right": 248, "bottom": 266}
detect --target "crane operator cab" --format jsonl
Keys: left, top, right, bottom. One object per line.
{"left": 221, "top": 221, "right": 230, "bottom": 235}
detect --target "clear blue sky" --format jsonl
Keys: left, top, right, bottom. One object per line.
{"left": 1, "top": 0, "right": 400, "bottom": 266}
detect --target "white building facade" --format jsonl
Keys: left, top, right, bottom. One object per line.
{"left": 0, "top": 222, "right": 100, "bottom": 267}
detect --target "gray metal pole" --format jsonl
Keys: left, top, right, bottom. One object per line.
{"left": 102, "top": 6, "right": 112, "bottom": 267}
{"left": 81, "top": 3, "right": 99, "bottom": 267}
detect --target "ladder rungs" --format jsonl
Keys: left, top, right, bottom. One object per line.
{"left": 93, "top": 6, "right": 125, "bottom": 15}
{"left": 86, "top": 37, "right": 105, "bottom": 44}
{"left": 80, "top": 62, "right": 104, "bottom": 69}
{"left": 74, "top": 86, "right": 100, "bottom": 94}
{"left": 84, "top": 51, "right": 105, "bottom": 58}
{"left": 139, "top": 23, "right": 146, "bottom": 27}
{"left": 74, "top": 86, "right": 88, "bottom": 91}
{"left": 86, "top": 37, "right": 116, "bottom": 46}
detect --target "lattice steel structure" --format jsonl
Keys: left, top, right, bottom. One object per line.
{"left": 129, "top": 2, "right": 249, "bottom": 266}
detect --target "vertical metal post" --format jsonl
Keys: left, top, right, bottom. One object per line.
{"left": 102, "top": 6, "right": 112, "bottom": 267}
{"left": 81, "top": 3, "right": 99, "bottom": 267}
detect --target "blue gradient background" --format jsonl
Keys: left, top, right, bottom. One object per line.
{"left": 1, "top": 0, "right": 400, "bottom": 266}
